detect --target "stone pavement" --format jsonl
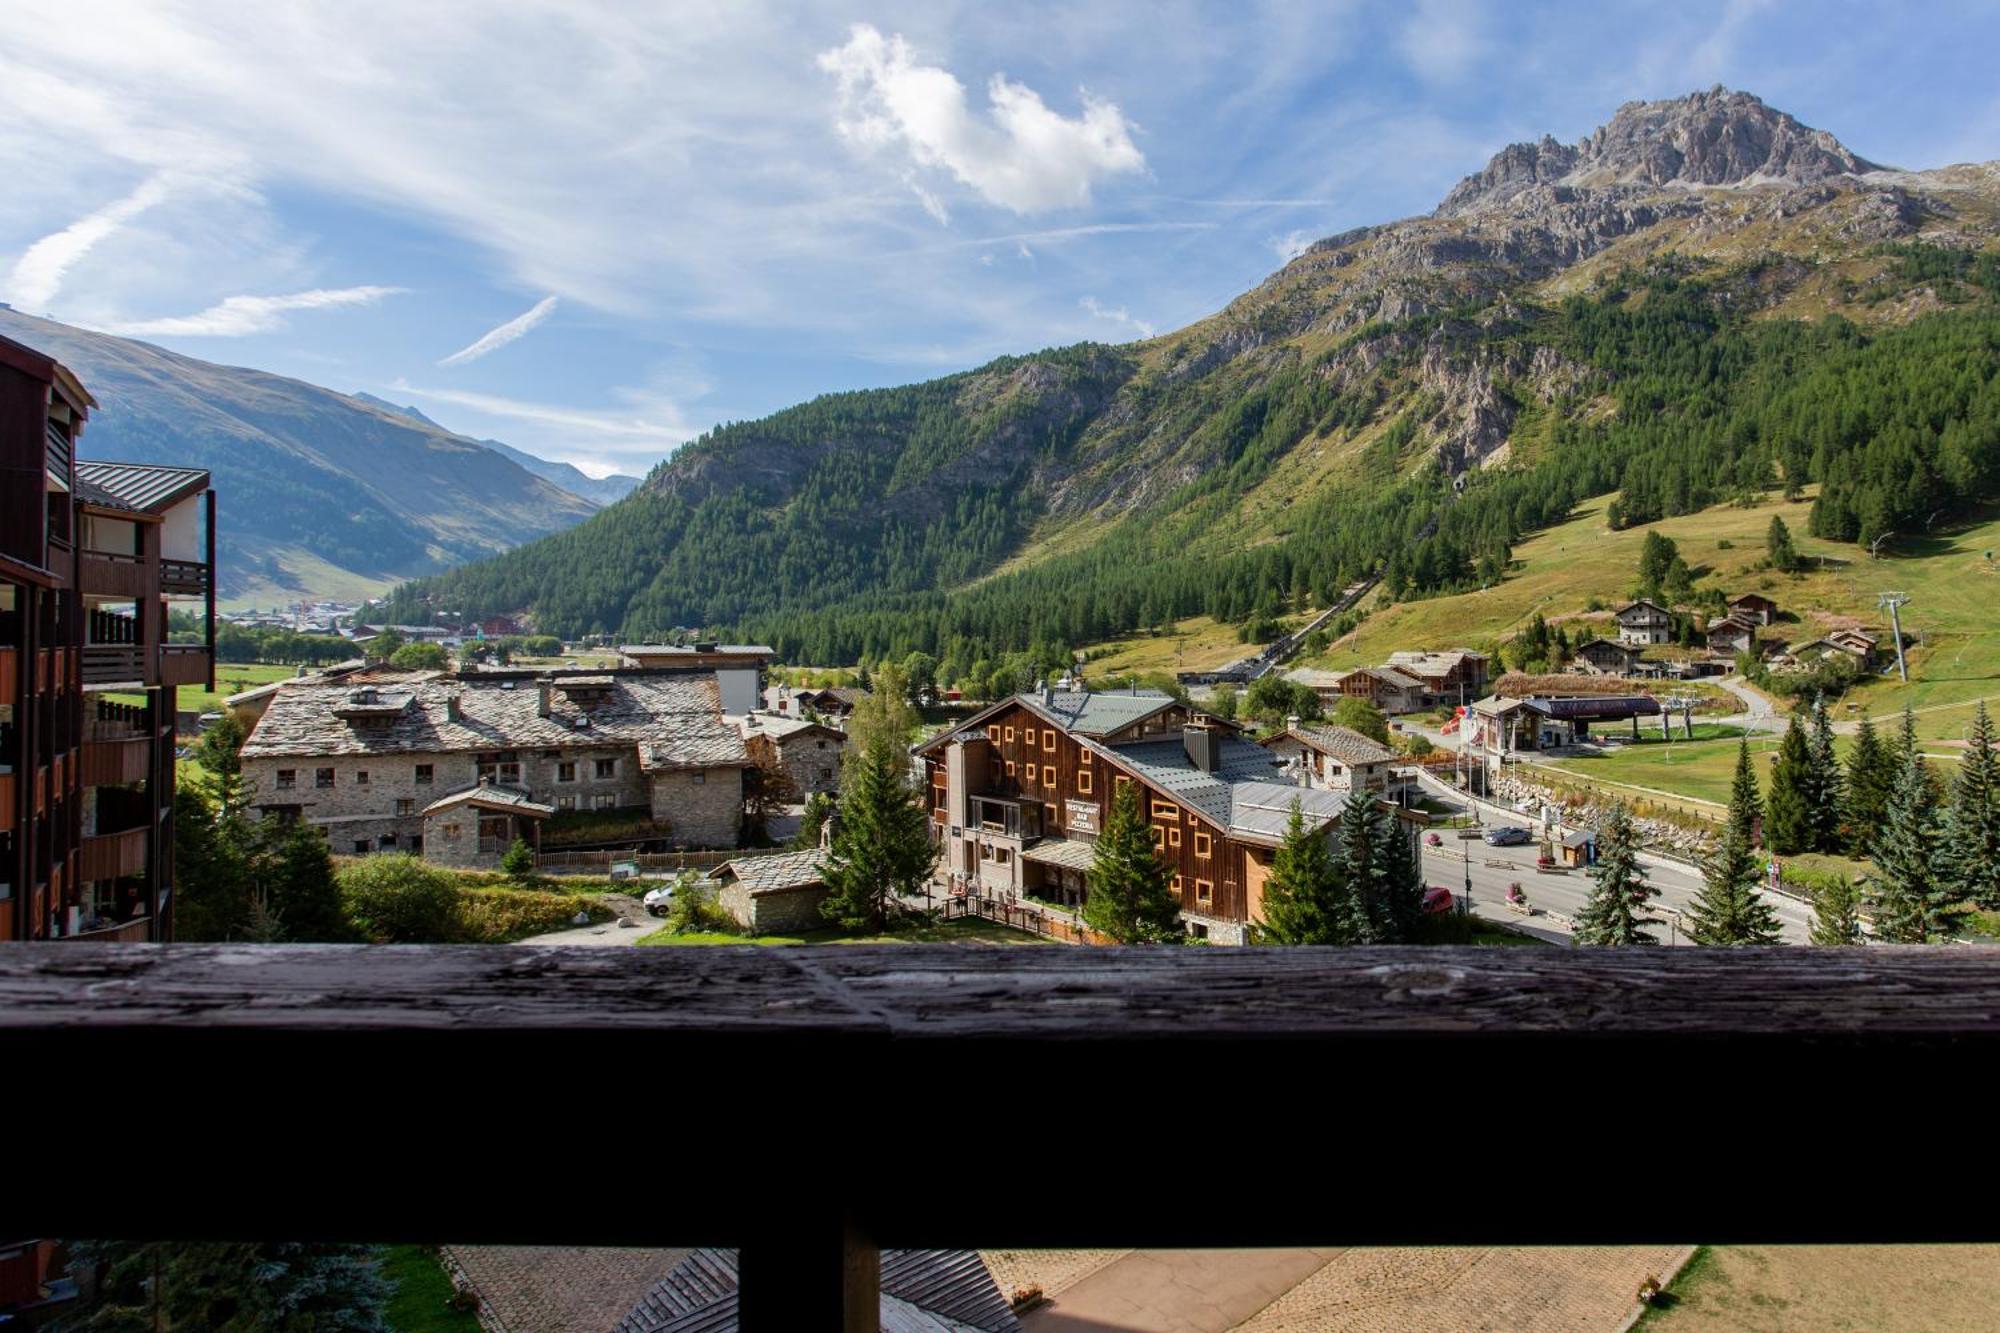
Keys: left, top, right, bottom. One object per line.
{"left": 1023, "top": 1249, "right": 1345, "bottom": 1333}
{"left": 443, "top": 1244, "right": 687, "bottom": 1333}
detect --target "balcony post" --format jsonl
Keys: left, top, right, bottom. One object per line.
{"left": 204, "top": 487, "right": 215, "bottom": 692}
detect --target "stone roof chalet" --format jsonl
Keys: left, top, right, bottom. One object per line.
{"left": 422, "top": 783, "right": 556, "bottom": 818}
{"left": 241, "top": 670, "right": 751, "bottom": 770}
{"left": 711, "top": 849, "right": 828, "bottom": 895}
{"left": 1273, "top": 723, "right": 1399, "bottom": 767}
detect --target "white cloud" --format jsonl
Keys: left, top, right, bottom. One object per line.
{"left": 908, "top": 179, "right": 951, "bottom": 226}
{"left": 5, "top": 173, "right": 173, "bottom": 309}
{"left": 391, "top": 380, "right": 694, "bottom": 446}
{"left": 1396, "top": 0, "right": 1489, "bottom": 84}
{"left": 438, "top": 294, "right": 559, "bottom": 366}
{"left": 1080, "top": 294, "right": 1155, "bottom": 339}
{"left": 817, "top": 23, "right": 1145, "bottom": 215}
{"left": 103, "top": 285, "right": 404, "bottom": 336}
{"left": 1269, "top": 229, "right": 1319, "bottom": 262}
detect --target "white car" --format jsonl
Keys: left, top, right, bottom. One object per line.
{"left": 642, "top": 883, "right": 677, "bottom": 916}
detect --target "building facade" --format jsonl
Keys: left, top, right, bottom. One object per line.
{"left": 1615, "top": 600, "right": 1675, "bottom": 646}
{"left": 916, "top": 689, "right": 1352, "bottom": 943}
{"left": 239, "top": 668, "right": 753, "bottom": 856}
{"left": 1260, "top": 723, "right": 1406, "bottom": 800}
{"left": 2, "top": 333, "right": 214, "bottom": 941}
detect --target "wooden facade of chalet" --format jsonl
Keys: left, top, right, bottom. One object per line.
{"left": 919, "top": 694, "right": 1316, "bottom": 939}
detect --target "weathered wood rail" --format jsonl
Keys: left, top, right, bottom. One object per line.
{"left": 6, "top": 943, "right": 2000, "bottom": 1328}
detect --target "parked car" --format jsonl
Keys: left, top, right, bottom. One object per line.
{"left": 1482, "top": 825, "right": 1533, "bottom": 846}
{"left": 642, "top": 883, "right": 677, "bottom": 916}
{"left": 1421, "top": 886, "right": 1455, "bottom": 915}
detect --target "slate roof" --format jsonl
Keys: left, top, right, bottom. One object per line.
{"left": 1274, "top": 723, "right": 1398, "bottom": 767}
{"left": 240, "top": 670, "right": 751, "bottom": 769}
{"left": 741, "top": 714, "right": 847, "bottom": 743}
{"left": 615, "top": 1249, "right": 1018, "bottom": 1333}
{"left": 74, "top": 460, "right": 210, "bottom": 513}
{"left": 1355, "top": 665, "right": 1427, "bottom": 691}
{"left": 1022, "top": 689, "right": 1178, "bottom": 738}
{"left": 1021, "top": 837, "right": 1097, "bottom": 872}
{"left": 422, "top": 784, "right": 555, "bottom": 818}
{"left": 711, "top": 849, "right": 827, "bottom": 894}
{"left": 1385, "top": 649, "right": 1486, "bottom": 677}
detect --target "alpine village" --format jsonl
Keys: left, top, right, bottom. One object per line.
{"left": 5, "top": 48, "right": 2000, "bottom": 1333}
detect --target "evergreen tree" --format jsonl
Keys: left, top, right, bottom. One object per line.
{"left": 499, "top": 836, "right": 536, "bottom": 881}
{"left": 59, "top": 1240, "right": 390, "bottom": 1332}
{"left": 818, "top": 735, "right": 938, "bottom": 934}
{"left": 1254, "top": 800, "right": 1355, "bottom": 944}
{"left": 171, "top": 785, "right": 252, "bottom": 942}
{"left": 1766, "top": 514, "right": 1800, "bottom": 572}
{"left": 1944, "top": 701, "right": 2000, "bottom": 910}
{"left": 1808, "top": 875, "right": 1864, "bottom": 946}
{"left": 1844, "top": 716, "right": 1895, "bottom": 854}
{"left": 253, "top": 816, "right": 350, "bottom": 942}
{"left": 1868, "top": 711, "right": 1964, "bottom": 942}
{"left": 843, "top": 663, "right": 918, "bottom": 781}
{"left": 1333, "top": 790, "right": 1419, "bottom": 942}
{"left": 1574, "top": 803, "right": 1658, "bottom": 945}
{"left": 193, "top": 710, "right": 248, "bottom": 813}
{"left": 1764, "top": 714, "right": 1814, "bottom": 855}
{"left": 1082, "top": 783, "right": 1184, "bottom": 943}
{"left": 1804, "top": 693, "right": 1846, "bottom": 853}
{"left": 1686, "top": 741, "right": 1784, "bottom": 945}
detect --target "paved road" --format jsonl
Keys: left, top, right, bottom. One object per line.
{"left": 1023, "top": 1248, "right": 1345, "bottom": 1333}
{"left": 1714, "top": 674, "right": 1786, "bottom": 733}
{"left": 513, "top": 893, "right": 657, "bottom": 946}
{"left": 1413, "top": 777, "right": 1812, "bottom": 945}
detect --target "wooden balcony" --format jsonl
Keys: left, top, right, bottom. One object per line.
{"left": 0, "top": 771, "right": 13, "bottom": 833}
{"left": 0, "top": 645, "right": 15, "bottom": 699}
{"left": 160, "top": 643, "right": 210, "bottom": 688}
{"left": 61, "top": 915, "right": 153, "bottom": 943}
{"left": 77, "top": 825, "right": 147, "bottom": 881}
{"left": 3, "top": 943, "right": 1998, "bottom": 1332}
{"left": 79, "top": 644, "right": 143, "bottom": 686}
{"left": 79, "top": 549, "right": 149, "bottom": 599}
{"left": 160, "top": 558, "right": 211, "bottom": 596}
{"left": 81, "top": 736, "right": 152, "bottom": 787}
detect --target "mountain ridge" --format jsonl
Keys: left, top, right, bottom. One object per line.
{"left": 348, "top": 391, "right": 642, "bottom": 506}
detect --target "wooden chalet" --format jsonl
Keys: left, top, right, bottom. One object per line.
{"left": 1569, "top": 638, "right": 1642, "bottom": 676}
{"left": 1726, "top": 593, "right": 1779, "bottom": 625}
{"left": 915, "top": 688, "right": 1358, "bottom": 943}
{"left": 2, "top": 332, "right": 215, "bottom": 942}
{"left": 1614, "top": 599, "right": 1675, "bottom": 646}
{"left": 1383, "top": 649, "right": 1490, "bottom": 703}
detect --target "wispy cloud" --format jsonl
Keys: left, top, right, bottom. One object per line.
{"left": 900, "top": 220, "right": 1217, "bottom": 256}
{"left": 1080, "top": 294, "right": 1155, "bottom": 339}
{"left": 818, "top": 23, "right": 1145, "bottom": 216}
{"left": 1268, "top": 229, "right": 1320, "bottom": 263}
{"left": 5, "top": 173, "right": 173, "bottom": 309}
{"left": 438, "top": 294, "right": 559, "bottom": 366}
{"left": 390, "top": 380, "right": 694, "bottom": 445}
{"left": 104, "top": 285, "right": 404, "bottom": 336}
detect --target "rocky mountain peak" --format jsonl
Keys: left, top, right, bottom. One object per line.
{"left": 1437, "top": 86, "right": 1881, "bottom": 216}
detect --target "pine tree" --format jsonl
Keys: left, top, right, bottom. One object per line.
{"left": 1083, "top": 783, "right": 1183, "bottom": 943}
{"left": 171, "top": 785, "right": 253, "bottom": 942}
{"left": 818, "top": 734, "right": 938, "bottom": 934}
{"left": 1868, "top": 711, "right": 1964, "bottom": 942}
{"left": 1686, "top": 741, "right": 1784, "bottom": 945}
{"left": 253, "top": 815, "right": 350, "bottom": 942}
{"left": 1378, "top": 806, "right": 1425, "bottom": 943}
{"left": 1333, "top": 790, "right": 1396, "bottom": 943}
{"left": 1844, "top": 716, "right": 1894, "bottom": 854}
{"left": 1574, "top": 803, "right": 1658, "bottom": 945}
{"left": 1254, "top": 800, "right": 1354, "bottom": 944}
{"left": 1766, "top": 514, "right": 1800, "bottom": 572}
{"left": 1808, "top": 875, "right": 1864, "bottom": 946}
{"left": 1804, "top": 693, "right": 1845, "bottom": 854}
{"left": 1764, "top": 714, "right": 1814, "bottom": 855}
{"left": 1944, "top": 701, "right": 2000, "bottom": 910}
{"left": 193, "top": 709, "right": 248, "bottom": 813}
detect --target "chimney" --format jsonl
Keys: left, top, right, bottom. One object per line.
{"left": 1286, "top": 713, "right": 1301, "bottom": 733}
{"left": 1184, "top": 726, "right": 1220, "bottom": 775}
{"left": 537, "top": 677, "right": 552, "bottom": 719}
{"left": 445, "top": 694, "right": 462, "bottom": 723}
{"left": 1042, "top": 682, "right": 1055, "bottom": 708}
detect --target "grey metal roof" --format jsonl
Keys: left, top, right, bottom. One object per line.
{"left": 1102, "top": 735, "right": 1344, "bottom": 842}
{"left": 1022, "top": 689, "right": 1177, "bottom": 738}
{"left": 616, "top": 1249, "right": 1017, "bottom": 1333}
{"left": 74, "top": 460, "right": 209, "bottom": 513}
{"left": 1527, "top": 694, "right": 1663, "bottom": 720}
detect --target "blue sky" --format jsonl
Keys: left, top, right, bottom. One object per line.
{"left": 4, "top": 1, "right": 1998, "bottom": 478}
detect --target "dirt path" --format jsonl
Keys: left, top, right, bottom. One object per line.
{"left": 513, "top": 893, "right": 653, "bottom": 946}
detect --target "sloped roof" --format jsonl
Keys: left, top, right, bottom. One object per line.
{"left": 75, "top": 460, "right": 209, "bottom": 513}
{"left": 1273, "top": 723, "right": 1397, "bottom": 767}
{"left": 241, "top": 670, "right": 749, "bottom": 769}
{"left": 1022, "top": 837, "right": 1097, "bottom": 872}
{"left": 1361, "top": 666, "right": 1428, "bottom": 691}
{"left": 742, "top": 714, "right": 847, "bottom": 743}
{"left": 615, "top": 1249, "right": 1018, "bottom": 1333}
{"left": 1223, "top": 780, "right": 1349, "bottom": 844}
{"left": 1575, "top": 637, "right": 1638, "bottom": 656}
{"left": 422, "top": 784, "right": 555, "bottom": 818}
{"left": 1026, "top": 689, "right": 1180, "bottom": 737}
{"left": 712, "top": 849, "right": 827, "bottom": 894}
{"left": 1614, "top": 599, "right": 1672, "bottom": 619}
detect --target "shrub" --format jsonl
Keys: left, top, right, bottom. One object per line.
{"left": 666, "top": 873, "right": 739, "bottom": 935}
{"left": 456, "top": 887, "right": 613, "bottom": 942}
{"left": 500, "top": 838, "right": 535, "bottom": 881}
{"left": 338, "top": 855, "right": 464, "bottom": 942}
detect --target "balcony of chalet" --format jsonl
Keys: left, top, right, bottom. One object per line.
{"left": 3, "top": 942, "right": 1997, "bottom": 1331}
{"left": 80, "top": 700, "right": 161, "bottom": 788}
{"left": 78, "top": 785, "right": 152, "bottom": 883}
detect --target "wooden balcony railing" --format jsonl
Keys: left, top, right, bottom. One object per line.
{"left": 79, "top": 644, "right": 143, "bottom": 686}
{"left": 160, "top": 643, "right": 210, "bottom": 688}
{"left": 2, "top": 944, "right": 1998, "bottom": 1330}
{"left": 77, "top": 825, "right": 148, "bottom": 881}
{"left": 160, "top": 558, "right": 211, "bottom": 596}
{"left": 61, "top": 915, "right": 153, "bottom": 943}
{"left": 81, "top": 736, "right": 151, "bottom": 787}
{"left": 79, "top": 549, "right": 149, "bottom": 599}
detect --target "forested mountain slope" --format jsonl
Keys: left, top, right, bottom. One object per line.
{"left": 0, "top": 311, "right": 598, "bottom": 604}
{"left": 377, "top": 88, "right": 2000, "bottom": 667}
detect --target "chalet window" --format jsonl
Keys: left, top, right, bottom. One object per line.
{"left": 1004, "top": 726, "right": 1015, "bottom": 744}
{"left": 1045, "top": 803, "right": 1059, "bottom": 828}
{"left": 414, "top": 764, "right": 433, "bottom": 785}
{"left": 1023, "top": 727, "right": 1036, "bottom": 747}
{"left": 1005, "top": 761, "right": 1017, "bottom": 777}
{"left": 995, "top": 847, "right": 1011, "bottom": 866}
{"left": 355, "top": 770, "right": 369, "bottom": 786}
{"left": 1168, "top": 826, "right": 1182, "bottom": 849}
{"left": 1152, "top": 799, "right": 1178, "bottom": 821}
{"left": 315, "top": 768, "right": 335, "bottom": 789}
{"left": 1151, "top": 824, "right": 1165, "bottom": 847}
{"left": 594, "top": 758, "right": 616, "bottom": 780}
{"left": 395, "top": 799, "right": 416, "bottom": 817}
{"left": 1043, "top": 765, "right": 1055, "bottom": 788}
{"left": 1195, "top": 878, "right": 1214, "bottom": 904}
{"left": 987, "top": 725, "right": 1000, "bottom": 743}
{"left": 557, "top": 762, "right": 577, "bottom": 783}
{"left": 1194, "top": 831, "right": 1212, "bottom": 859}
{"left": 476, "top": 752, "right": 520, "bottom": 786}
{"left": 1080, "top": 749, "right": 1091, "bottom": 765}
{"left": 691, "top": 772, "right": 706, "bottom": 784}
{"left": 593, "top": 793, "right": 617, "bottom": 810}
{"left": 1025, "top": 763, "right": 1037, "bottom": 785}
{"left": 353, "top": 841, "right": 369, "bottom": 854}
{"left": 1171, "top": 873, "right": 1183, "bottom": 896}
{"left": 378, "top": 834, "right": 397, "bottom": 850}
{"left": 1077, "top": 769, "right": 1093, "bottom": 795}
{"left": 557, "top": 795, "right": 575, "bottom": 812}
{"left": 1043, "top": 731, "right": 1055, "bottom": 753}
{"left": 1115, "top": 775, "right": 1130, "bottom": 791}
{"left": 276, "top": 770, "right": 296, "bottom": 790}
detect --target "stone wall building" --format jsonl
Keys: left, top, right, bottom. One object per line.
{"left": 239, "top": 667, "right": 752, "bottom": 856}
{"left": 1260, "top": 723, "right": 1406, "bottom": 800}
{"left": 711, "top": 848, "right": 830, "bottom": 934}
{"left": 741, "top": 714, "right": 849, "bottom": 796}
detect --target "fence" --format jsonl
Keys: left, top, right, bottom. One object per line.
{"left": 536, "top": 846, "right": 792, "bottom": 876}
{"left": 939, "top": 892, "right": 1112, "bottom": 944}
